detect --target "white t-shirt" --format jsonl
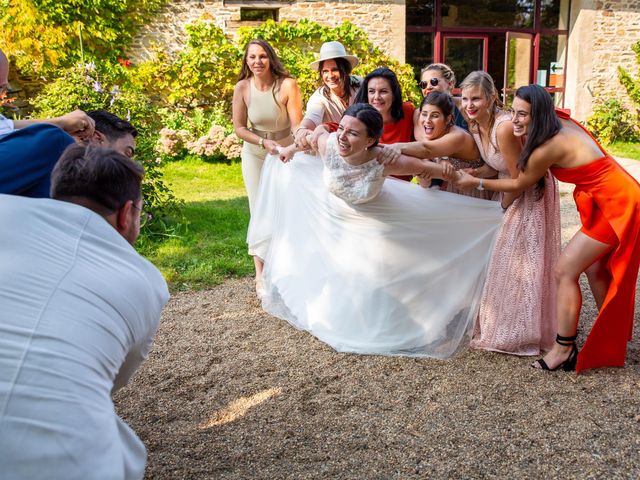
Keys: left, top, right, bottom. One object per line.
{"left": 0, "top": 195, "right": 169, "bottom": 480}
{"left": 0, "top": 113, "right": 14, "bottom": 136}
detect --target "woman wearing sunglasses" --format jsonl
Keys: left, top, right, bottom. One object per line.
{"left": 414, "top": 63, "right": 468, "bottom": 135}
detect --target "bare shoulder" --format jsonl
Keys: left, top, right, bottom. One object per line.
{"left": 449, "top": 125, "right": 470, "bottom": 139}
{"left": 234, "top": 79, "right": 249, "bottom": 94}
{"left": 496, "top": 118, "right": 515, "bottom": 137}
{"left": 529, "top": 134, "right": 564, "bottom": 165}
{"left": 281, "top": 77, "right": 300, "bottom": 91}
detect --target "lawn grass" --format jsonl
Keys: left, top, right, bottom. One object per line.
{"left": 138, "top": 157, "right": 253, "bottom": 291}
{"left": 607, "top": 141, "right": 640, "bottom": 160}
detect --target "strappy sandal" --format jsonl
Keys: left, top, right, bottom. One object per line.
{"left": 532, "top": 334, "right": 579, "bottom": 372}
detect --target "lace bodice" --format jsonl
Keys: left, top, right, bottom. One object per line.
{"left": 323, "top": 133, "right": 385, "bottom": 204}
{"left": 470, "top": 111, "right": 512, "bottom": 177}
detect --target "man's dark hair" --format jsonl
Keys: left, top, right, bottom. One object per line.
{"left": 51, "top": 144, "right": 144, "bottom": 215}
{"left": 87, "top": 110, "right": 138, "bottom": 141}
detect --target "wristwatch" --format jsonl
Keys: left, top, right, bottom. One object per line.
{"left": 259, "top": 138, "right": 265, "bottom": 149}
{"left": 476, "top": 178, "right": 485, "bottom": 191}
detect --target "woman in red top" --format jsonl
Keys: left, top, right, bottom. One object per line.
{"left": 354, "top": 67, "right": 415, "bottom": 181}
{"left": 457, "top": 84, "right": 640, "bottom": 373}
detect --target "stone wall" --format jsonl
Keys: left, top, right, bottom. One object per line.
{"left": 128, "top": 0, "right": 405, "bottom": 62}
{"left": 566, "top": 0, "right": 640, "bottom": 120}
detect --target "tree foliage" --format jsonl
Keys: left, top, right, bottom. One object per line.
{"left": 32, "top": 61, "right": 182, "bottom": 239}
{"left": 136, "top": 19, "right": 421, "bottom": 112}
{"left": 0, "top": 0, "right": 165, "bottom": 76}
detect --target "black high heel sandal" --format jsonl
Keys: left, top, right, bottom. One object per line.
{"left": 532, "top": 334, "right": 579, "bottom": 372}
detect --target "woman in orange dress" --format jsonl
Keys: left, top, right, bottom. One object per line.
{"left": 457, "top": 84, "right": 640, "bottom": 373}
{"left": 353, "top": 67, "right": 415, "bottom": 181}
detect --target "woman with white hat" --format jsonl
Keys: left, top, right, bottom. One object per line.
{"left": 293, "top": 41, "right": 360, "bottom": 150}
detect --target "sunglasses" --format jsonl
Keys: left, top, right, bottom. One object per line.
{"left": 418, "top": 78, "right": 440, "bottom": 89}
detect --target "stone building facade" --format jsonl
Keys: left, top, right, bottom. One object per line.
{"left": 130, "top": 0, "right": 640, "bottom": 121}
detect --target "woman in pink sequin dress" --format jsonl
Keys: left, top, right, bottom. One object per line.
{"left": 460, "top": 71, "right": 561, "bottom": 355}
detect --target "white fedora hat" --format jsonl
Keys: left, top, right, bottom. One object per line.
{"left": 309, "top": 41, "right": 359, "bottom": 71}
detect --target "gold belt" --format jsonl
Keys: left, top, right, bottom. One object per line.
{"left": 250, "top": 127, "right": 291, "bottom": 141}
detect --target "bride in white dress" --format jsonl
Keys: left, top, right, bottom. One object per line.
{"left": 249, "top": 103, "right": 503, "bottom": 358}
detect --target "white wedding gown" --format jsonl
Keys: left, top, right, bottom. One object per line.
{"left": 248, "top": 135, "right": 503, "bottom": 358}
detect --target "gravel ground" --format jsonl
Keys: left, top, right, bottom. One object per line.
{"left": 114, "top": 188, "right": 640, "bottom": 479}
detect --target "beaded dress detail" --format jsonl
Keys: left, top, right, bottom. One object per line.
{"left": 323, "top": 133, "right": 385, "bottom": 205}
{"left": 470, "top": 112, "right": 561, "bottom": 355}
{"left": 434, "top": 156, "right": 493, "bottom": 200}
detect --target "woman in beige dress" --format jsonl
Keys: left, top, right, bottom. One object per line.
{"left": 232, "top": 39, "right": 303, "bottom": 293}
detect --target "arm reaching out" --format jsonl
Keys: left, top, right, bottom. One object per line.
{"left": 384, "top": 154, "right": 457, "bottom": 180}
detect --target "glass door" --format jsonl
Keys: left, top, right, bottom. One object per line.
{"left": 442, "top": 34, "right": 488, "bottom": 91}
{"left": 503, "top": 32, "right": 533, "bottom": 104}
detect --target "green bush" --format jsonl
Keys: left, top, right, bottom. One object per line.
{"left": 1, "top": 0, "right": 165, "bottom": 76}
{"left": 137, "top": 19, "right": 421, "bottom": 114}
{"left": 135, "top": 19, "right": 422, "bottom": 165}
{"left": 238, "top": 19, "right": 422, "bottom": 106}
{"left": 588, "top": 40, "right": 640, "bottom": 145}
{"left": 31, "top": 61, "right": 182, "bottom": 240}
{"left": 587, "top": 99, "right": 639, "bottom": 145}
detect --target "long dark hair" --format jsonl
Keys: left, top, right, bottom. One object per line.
{"left": 354, "top": 67, "right": 405, "bottom": 122}
{"left": 319, "top": 57, "right": 354, "bottom": 105}
{"left": 342, "top": 103, "right": 384, "bottom": 148}
{"left": 515, "top": 84, "right": 561, "bottom": 198}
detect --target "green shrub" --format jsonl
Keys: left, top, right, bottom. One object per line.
{"left": 587, "top": 99, "right": 639, "bottom": 145}
{"left": 135, "top": 19, "right": 422, "bottom": 165}
{"left": 137, "top": 19, "right": 421, "bottom": 115}
{"left": 588, "top": 40, "right": 640, "bottom": 145}
{"left": 239, "top": 19, "right": 422, "bottom": 106}
{"left": 31, "top": 61, "right": 182, "bottom": 240}
{"left": 1, "top": 0, "right": 165, "bottom": 76}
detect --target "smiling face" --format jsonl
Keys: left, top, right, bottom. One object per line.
{"left": 321, "top": 59, "right": 344, "bottom": 96}
{"left": 420, "top": 104, "right": 450, "bottom": 140}
{"left": 420, "top": 69, "right": 452, "bottom": 96}
{"left": 511, "top": 96, "right": 532, "bottom": 137}
{"left": 367, "top": 77, "right": 393, "bottom": 118}
{"left": 336, "top": 115, "right": 375, "bottom": 158}
{"left": 461, "top": 85, "right": 491, "bottom": 123}
{"left": 246, "top": 44, "right": 270, "bottom": 77}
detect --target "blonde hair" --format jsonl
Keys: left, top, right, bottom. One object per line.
{"left": 459, "top": 71, "right": 505, "bottom": 148}
{"left": 421, "top": 63, "right": 456, "bottom": 89}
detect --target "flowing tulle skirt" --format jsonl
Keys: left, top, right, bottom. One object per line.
{"left": 471, "top": 172, "right": 561, "bottom": 355}
{"left": 249, "top": 153, "right": 503, "bottom": 358}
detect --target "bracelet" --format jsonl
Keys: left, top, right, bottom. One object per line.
{"left": 476, "top": 178, "right": 485, "bottom": 191}
{"left": 258, "top": 138, "right": 265, "bottom": 149}
{"left": 294, "top": 127, "right": 308, "bottom": 136}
